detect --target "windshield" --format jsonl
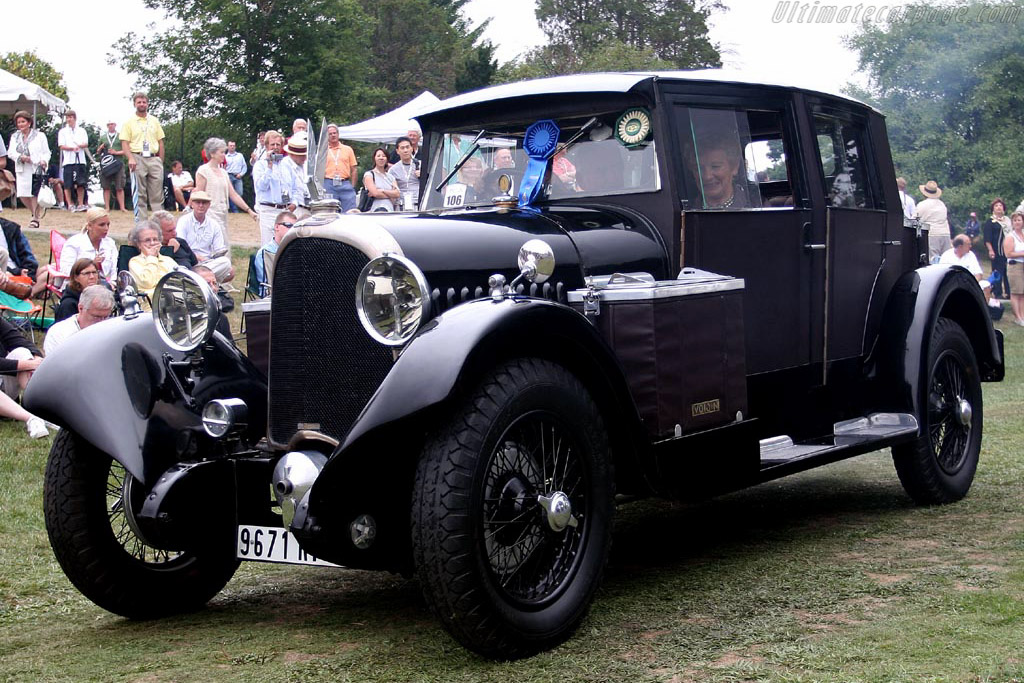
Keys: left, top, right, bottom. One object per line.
{"left": 422, "top": 110, "right": 660, "bottom": 210}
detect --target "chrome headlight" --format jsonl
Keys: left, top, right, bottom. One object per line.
{"left": 152, "top": 270, "right": 220, "bottom": 352}
{"left": 356, "top": 254, "right": 430, "bottom": 346}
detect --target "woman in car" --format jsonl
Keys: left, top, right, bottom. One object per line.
{"left": 55, "top": 258, "right": 101, "bottom": 322}
{"left": 693, "top": 133, "right": 750, "bottom": 209}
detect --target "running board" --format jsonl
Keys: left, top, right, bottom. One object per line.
{"left": 759, "top": 413, "right": 919, "bottom": 469}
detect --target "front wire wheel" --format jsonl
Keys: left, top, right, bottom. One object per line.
{"left": 413, "top": 359, "right": 614, "bottom": 658}
{"left": 892, "top": 318, "right": 983, "bottom": 504}
{"left": 44, "top": 430, "right": 239, "bottom": 619}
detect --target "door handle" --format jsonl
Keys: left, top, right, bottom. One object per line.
{"left": 802, "top": 222, "right": 825, "bottom": 251}
{"left": 882, "top": 240, "right": 901, "bottom": 246}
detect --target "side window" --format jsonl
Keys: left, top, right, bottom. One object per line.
{"left": 813, "top": 114, "right": 876, "bottom": 209}
{"left": 679, "top": 107, "right": 794, "bottom": 210}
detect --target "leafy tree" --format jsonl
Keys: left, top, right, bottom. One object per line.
{"left": 111, "top": 0, "right": 375, "bottom": 142}
{"left": 358, "top": 0, "right": 496, "bottom": 109}
{"left": 846, "top": 1, "right": 1024, "bottom": 222}
{"left": 0, "top": 51, "right": 69, "bottom": 101}
{"left": 502, "top": 0, "right": 721, "bottom": 79}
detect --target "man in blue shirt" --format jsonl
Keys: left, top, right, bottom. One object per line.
{"left": 225, "top": 140, "right": 248, "bottom": 212}
{"left": 253, "top": 210, "right": 296, "bottom": 297}
{"left": 252, "top": 131, "right": 301, "bottom": 245}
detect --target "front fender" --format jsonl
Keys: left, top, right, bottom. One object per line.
{"left": 292, "top": 296, "right": 649, "bottom": 569}
{"left": 24, "top": 315, "right": 267, "bottom": 485}
{"left": 312, "top": 296, "right": 648, "bottom": 497}
{"left": 870, "top": 264, "right": 1004, "bottom": 421}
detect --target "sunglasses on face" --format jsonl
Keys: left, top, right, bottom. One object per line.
{"left": 278, "top": 222, "right": 295, "bottom": 228}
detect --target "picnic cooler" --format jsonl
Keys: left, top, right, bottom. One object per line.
{"left": 568, "top": 270, "right": 747, "bottom": 440}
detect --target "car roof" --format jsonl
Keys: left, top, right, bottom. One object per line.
{"left": 417, "top": 70, "right": 877, "bottom": 119}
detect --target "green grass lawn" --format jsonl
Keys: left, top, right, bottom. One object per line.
{"left": 1, "top": 291, "right": 1022, "bottom": 680}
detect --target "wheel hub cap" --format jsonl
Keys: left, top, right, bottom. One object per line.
{"left": 955, "top": 397, "right": 972, "bottom": 427}
{"left": 538, "top": 491, "right": 578, "bottom": 532}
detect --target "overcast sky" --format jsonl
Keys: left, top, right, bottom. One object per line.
{"left": 4, "top": 0, "right": 895, "bottom": 128}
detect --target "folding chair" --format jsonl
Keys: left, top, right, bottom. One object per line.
{"left": 117, "top": 244, "right": 141, "bottom": 275}
{"left": 243, "top": 254, "right": 265, "bottom": 303}
{"left": 39, "top": 230, "right": 69, "bottom": 321}
{"left": 240, "top": 254, "right": 269, "bottom": 334}
{"left": 0, "top": 289, "right": 44, "bottom": 344}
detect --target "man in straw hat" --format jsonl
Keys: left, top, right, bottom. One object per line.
{"left": 917, "top": 180, "right": 950, "bottom": 262}
{"left": 281, "top": 132, "right": 312, "bottom": 220}
{"left": 175, "top": 190, "right": 234, "bottom": 284}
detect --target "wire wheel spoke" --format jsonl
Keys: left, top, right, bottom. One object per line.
{"left": 481, "top": 411, "right": 587, "bottom": 605}
{"left": 929, "top": 353, "right": 971, "bottom": 473}
{"left": 105, "top": 463, "right": 183, "bottom": 566}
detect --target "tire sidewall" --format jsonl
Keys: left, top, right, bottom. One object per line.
{"left": 923, "top": 320, "right": 982, "bottom": 496}
{"left": 469, "top": 375, "right": 613, "bottom": 640}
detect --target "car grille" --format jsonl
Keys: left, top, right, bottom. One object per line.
{"left": 268, "top": 236, "right": 394, "bottom": 446}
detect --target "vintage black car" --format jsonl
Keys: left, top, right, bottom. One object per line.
{"left": 27, "top": 71, "right": 1004, "bottom": 659}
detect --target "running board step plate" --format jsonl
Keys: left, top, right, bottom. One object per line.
{"left": 759, "top": 412, "right": 918, "bottom": 466}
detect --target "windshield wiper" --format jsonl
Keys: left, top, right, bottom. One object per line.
{"left": 435, "top": 129, "right": 487, "bottom": 192}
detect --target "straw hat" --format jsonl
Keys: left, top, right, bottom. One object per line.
{"left": 919, "top": 180, "right": 942, "bottom": 198}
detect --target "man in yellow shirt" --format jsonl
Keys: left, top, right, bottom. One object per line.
{"left": 120, "top": 91, "right": 166, "bottom": 220}
{"left": 322, "top": 123, "right": 358, "bottom": 211}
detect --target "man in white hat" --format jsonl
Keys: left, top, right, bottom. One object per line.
{"left": 175, "top": 190, "right": 234, "bottom": 283}
{"left": 281, "top": 132, "right": 312, "bottom": 220}
{"left": 917, "top": 180, "right": 950, "bottom": 262}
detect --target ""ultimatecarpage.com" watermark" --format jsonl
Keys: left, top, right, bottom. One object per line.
{"left": 772, "top": 2, "right": 1023, "bottom": 24}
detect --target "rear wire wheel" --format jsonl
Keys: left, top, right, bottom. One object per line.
{"left": 412, "top": 358, "right": 614, "bottom": 658}
{"left": 892, "top": 318, "right": 982, "bottom": 504}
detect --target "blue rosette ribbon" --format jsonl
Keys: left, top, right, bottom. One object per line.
{"left": 518, "top": 119, "right": 560, "bottom": 209}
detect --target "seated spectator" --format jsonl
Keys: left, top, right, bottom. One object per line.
{"left": 152, "top": 210, "right": 198, "bottom": 268}
{"left": 165, "top": 160, "right": 194, "bottom": 211}
{"left": 175, "top": 190, "right": 234, "bottom": 283}
{"left": 60, "top": 208, "right": 117, "bottom": 283}
{"left": 254, "top": 210, "right": 296, "bottom": 295}
{"left": 193, "top": 265, "right": 233, "bottom": 339}
{"left": 571, "top": 140, "right": 625, "bottom": 195}
{"left": 0, "top": 316, "right": 48, "bottom": 438}
{"left": 939, "top": 235, "right": 992, "bottom": 301}
{"left": 43, "top": 284, "right": 114, "bottom": 355}
{"left": 55, "top": 258, "right": 100, "bottom": 322}
{"left": 128, "top": 222, "right": 179, "bottom": 302}
{"left": 1, "top": 216, "right": 40, "bottom": 295}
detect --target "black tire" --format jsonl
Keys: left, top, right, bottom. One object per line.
{"left": 43, "top": 429, "right": 240, "bottom": 619}
{"left": 892, "top": 318, "right": 982, "bottom": 504}
{"left": 412, "top": 358, "right": 614, "bottom": 658}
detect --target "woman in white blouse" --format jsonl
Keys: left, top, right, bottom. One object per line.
{"left": 8, "top": 110, "right": 50, "bottom": 229}
{"left": 59, "top": 208, "right": 118, "bottom": 283}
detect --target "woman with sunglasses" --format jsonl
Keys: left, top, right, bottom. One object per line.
{"left": 54, "top": 258, "right": 101, "bottom": 322}
{"left": 59, "top": 208, "right": 118, "bottom": 283}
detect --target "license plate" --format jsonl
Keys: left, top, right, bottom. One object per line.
{"left": 236, "top": 525, "right": 338, "bottom": 567}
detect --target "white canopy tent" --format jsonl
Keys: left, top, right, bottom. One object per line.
{"left": 334, "top": 91, "right": 439, "bottom": 143}
{"left": 0, "top": 68, "right": 66, "bottom": 120}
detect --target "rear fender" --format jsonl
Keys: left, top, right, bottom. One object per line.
{"left": 869, "top": 264, "right": 1004, "bottom": 421}
{"left": 24, "top": 315, "right": 267, "bottom": 485}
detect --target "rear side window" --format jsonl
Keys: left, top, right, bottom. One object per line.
{"left": 813, "top": 114, "right": 877, "bottom": 209}
{"left": 678, "top": 107, "right": 794, "bottom": 210}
